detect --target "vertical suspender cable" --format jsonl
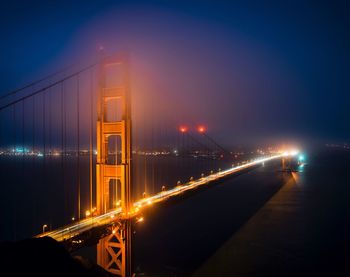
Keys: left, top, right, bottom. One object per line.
{"left": 32, "top": 95, "right": 36, "bottom": 234}
{"left": 42, "top": 91, "right": 46, "bottom": 228}
{"left": 48, "top": 89, "right": 52, "bottom": 228}
{"left": 77, "top": 75, "right": 81, "bottom": 220}
{"left": 143, "top": 140, "right": 146, "bottom": 197}
{"left": 21, "top": 100, "right": 24, "bottom": 168}
{"left": 143, "top": 103, "right": 147, "bottom": 197}
{"left": 0, "top": 109, "right": 2, "bottom": 151}
{"left": 49, "top": 90, "right": 52, "bottom": 156}
{"left": 89, "top": 69, "right": 93, "bottom": 212}
{"left": 208, "top": 135, "right": 211, "bottom": 174}
{"left": 0, "top": 109, "right": 1, "bottom": 149}
{"left": 13, "top": 104, "right": 17, "bottom": 240}
{"left": 60, "top": 82, "right": 65, "bottom": 221}
{"left": 21, "top": 100, "right": 25, "bottom": 234}
{"left": 182, "top": 131, "right": 186, "bottom": 179}
{"left": 159, "top": 121, "right": 162, "bottom": 191}
{"left": 151, "top": 113, "right": 155, "bottom": 195}
{"left": 0, "top": 108, "right": 4, "bottom": 224}
{"left": 32, "top": 95, "right": 35, "bottom": 163}
{"left": 63, "top": 82, "right": 68, "bottom": 219}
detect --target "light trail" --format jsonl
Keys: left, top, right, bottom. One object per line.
{"left": 39, "top": 152, "right": 296, "bottom": 241}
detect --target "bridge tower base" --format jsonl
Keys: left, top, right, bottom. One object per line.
{"left": 281, "top": 157, "right": 292, "bottom": 171}
{"left": 97, "top": 220, "right": 132, "bottom": 276}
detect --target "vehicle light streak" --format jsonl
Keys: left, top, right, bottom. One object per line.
{"left": 38, "top": 152, "right": 296, "bottom": 242}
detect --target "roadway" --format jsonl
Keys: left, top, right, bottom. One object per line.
{"left": 39, "top": 153, "right": 295, "bottom": 242}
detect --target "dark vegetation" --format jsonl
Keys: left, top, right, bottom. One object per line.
{"left": 0, "top": 237, "right": 110, "bottom": 276}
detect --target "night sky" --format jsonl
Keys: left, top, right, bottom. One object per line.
{"left": 0, "top": 0, "right": 349, "bottom": 146}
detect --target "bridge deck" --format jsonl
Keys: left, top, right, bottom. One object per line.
{"left": 39, "top": 154, "right": 286, "bottom": 242}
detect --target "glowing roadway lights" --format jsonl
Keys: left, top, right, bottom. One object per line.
{"left": 282, "top": 149, "right": 300, "bottom": 157}
{"left": 136, "top": 217, "right": 144, "bottom": 224}
{"left": 39, "top": 151, "right": 301, "bottom": 242}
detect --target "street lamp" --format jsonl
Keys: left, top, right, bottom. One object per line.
{"left": 42, "top": 224, "right": 48, "bottom": 233}
{"left": 136, "top": 216, "right": 144, "bottom": 224}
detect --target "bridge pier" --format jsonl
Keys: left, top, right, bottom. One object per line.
{"left": 282, "top": 157, "right": 286, "bottom": 170}
{"left": 281, "top": 156, "right": 293, "bottom": 172}
{"left": 97, "top": 220, "right": 132, "bottom": 276}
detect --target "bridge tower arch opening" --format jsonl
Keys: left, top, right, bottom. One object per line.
{"left": 96, "top": 54, "right": 132, "bottom": 277}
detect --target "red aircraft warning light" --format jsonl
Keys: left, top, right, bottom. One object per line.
{"left": 198, "top": 126, "right": 206, "bottom": 133}
{"left": 179, "top": 126, "right": 188, "bottom": 133}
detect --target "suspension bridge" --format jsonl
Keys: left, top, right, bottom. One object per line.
{"left": 0, "top": 53, "right": 299, "bottom": 276}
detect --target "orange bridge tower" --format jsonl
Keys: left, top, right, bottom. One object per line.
{"left": 96, "top": 54, "right": 132, "bottom": 277}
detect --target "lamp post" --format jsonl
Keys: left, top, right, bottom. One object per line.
{"left": 42, "top": 224, "right": 48, "bottom": 233}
